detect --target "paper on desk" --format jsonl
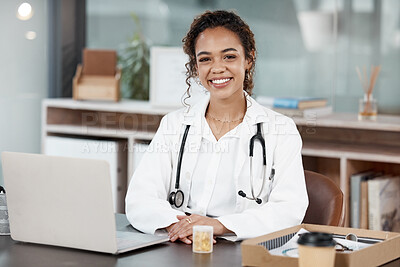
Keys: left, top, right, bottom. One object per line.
{"left": 269, "top": 228, "right": 308, "bottom": 257}
{"left": 269, "top": 228, "right": 373, "bottom": 258}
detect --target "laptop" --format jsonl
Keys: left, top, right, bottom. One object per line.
{"left": 1, "top": 151, "right": 169, "bottom": 254}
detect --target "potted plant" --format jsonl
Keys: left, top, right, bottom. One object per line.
{"left": 118, "top": 13, "right": 150, "bottom": 100}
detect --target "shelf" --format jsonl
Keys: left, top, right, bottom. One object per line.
{"left": 43, "top": 98, "right": 173, "bottom": 116}
{"left": 302, "top": 142, "right": 400, "bottom": 164}
{"left": 46, "top": 125, "right": 155, "bottom": 140}
{"left": 294, "top": 113, "right": 400, "bottom": 132}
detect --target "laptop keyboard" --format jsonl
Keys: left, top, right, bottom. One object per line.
{"left": 116, "top": 230, "right": 168, "bottom": 251}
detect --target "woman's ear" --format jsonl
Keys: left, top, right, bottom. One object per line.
{"left": 246, "top": 50, "right": 255, "bottom": 69}
{"left": 247, "top": 50, "right": 256, "bottom": 68}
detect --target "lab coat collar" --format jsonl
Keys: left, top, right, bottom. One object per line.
{"left": 182, "top": 93, "right": 209, "bottom": 127}
{"left": 243, "top": 93, "right": 270, "bottom": 126}
{"left": 182, "top": 91, "right": 270, "bottom": 128}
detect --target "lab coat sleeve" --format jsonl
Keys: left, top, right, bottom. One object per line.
{"left": 125, "top": 115, "right": 185, "bottom": 234}
{"left": 217, "top": 119, "right": 308, "bottom": 241}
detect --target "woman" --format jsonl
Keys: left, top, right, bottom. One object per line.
{"left": 125, "top": 10, "right": 308, "bottom": 244}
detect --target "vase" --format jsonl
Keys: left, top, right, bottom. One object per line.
{"left": 358, "top": 94, "right": 377, "bottom": 121}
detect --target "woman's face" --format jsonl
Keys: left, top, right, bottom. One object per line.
{"left": 195, "top": 27, "right": 252, "bottom": 102}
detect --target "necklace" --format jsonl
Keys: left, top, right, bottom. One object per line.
{"left": 206, "top": 112, "right": 244, "bottom": 123}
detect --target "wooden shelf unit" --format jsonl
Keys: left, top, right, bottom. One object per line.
{"left": 295, "top": 114, "right": 400, "bottom": 226}
{"left": 42, "top": 100, "right": 400, "bottom": 226}
{"left": 41, "top": 99, "right": 167, "bottom": 188}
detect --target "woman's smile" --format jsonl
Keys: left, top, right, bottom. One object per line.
{"left": 209, "top": 77, "right": 233, "bottom": 88}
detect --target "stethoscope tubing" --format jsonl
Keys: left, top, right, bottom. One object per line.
{"left": 249, "top": 159, "right": 267, "bottom": 200}
{"left": 174, "top": 125, "right": 190, "bottom": 190}
{"left": 170, "top": 122, "right": 271, "bottom": 207}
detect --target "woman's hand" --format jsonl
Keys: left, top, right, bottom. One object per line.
{"left": 166, "top": 223, "right": 192, "bottom": 244}
{"left": 167, "top": 214, "right": 231, "bottom": 243}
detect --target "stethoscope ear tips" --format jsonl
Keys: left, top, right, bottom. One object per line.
{"left": 238, "top": 190, "right": 246, "bottom": 197}
{"left": 238, "top": 191, "right": 262, "bottom": 204}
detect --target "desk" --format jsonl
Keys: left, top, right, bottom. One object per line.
{"left": 1, "top": 215, "right": 399, "bottom": 267}
{"left": 0, "top": 214, "right": 242, "bottom": 267}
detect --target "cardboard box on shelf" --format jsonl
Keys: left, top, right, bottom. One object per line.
{"left": 73, "top": 49, "right": 120, "bottom": 102}
{"left": 241, "top": 224, "right": 400, "bottom": 267}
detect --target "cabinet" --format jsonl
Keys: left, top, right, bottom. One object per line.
{"left": 42, "top": 99, "right": 400, "bottom": 225}
{"left": 42, "top": 99, "right": 168, "bottom": 180}
{"left": 41, "top": 99, "right": 167, "bottom": 212}
{"left": 296, "top": 114, "right": 400, "bottom": 226}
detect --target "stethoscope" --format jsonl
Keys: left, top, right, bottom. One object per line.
{"left": 168, "top": 123, "right": 275, "bottom": 208}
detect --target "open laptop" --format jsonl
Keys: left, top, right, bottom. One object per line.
{"left": 1, "top": 151, "right": 169, "bottom": 254}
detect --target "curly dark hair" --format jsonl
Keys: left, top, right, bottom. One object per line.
{"left": 182, "top": 10, "right": 257, "bottom": 102}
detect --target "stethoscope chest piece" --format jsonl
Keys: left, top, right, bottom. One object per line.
{"left": 168, "top": 190, "right": 184, "bottom": 208}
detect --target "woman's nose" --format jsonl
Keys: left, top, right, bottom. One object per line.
{"left": 211, "top": 60, "right": 226, "bottom": 73}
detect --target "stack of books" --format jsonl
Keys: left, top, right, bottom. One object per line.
{"left": 350, "top": 171, "right": 400, "bottom": 232}
{"left": 256, "top": 96, "right": 332, "bottom": 118}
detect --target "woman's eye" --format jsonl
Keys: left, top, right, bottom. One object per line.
{"left": 224, "top": 55, "right": 236, "bottom": 60}
{"left": 198, "top": 57, "right": 210, "bottom": 62}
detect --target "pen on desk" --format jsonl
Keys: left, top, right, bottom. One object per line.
{"left": 298, "top": 233, "right": 382, "bottom": 244}
{"left": 331, "top": 234, "right": 383, "bottom": 244}
{"left": 335, "top": 241, "right": 353, "bottom": 252}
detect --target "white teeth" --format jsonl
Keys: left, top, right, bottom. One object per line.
{"left": 212, "top": 78, "right": 230, "bottom": 84}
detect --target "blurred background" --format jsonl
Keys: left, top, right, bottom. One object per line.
{"left": 1, "top": 0, "right": 400, "bottom": 185}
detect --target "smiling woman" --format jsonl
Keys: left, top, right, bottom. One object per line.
{"left": 125, "top": 10, "right": 309, "bottom": 245}
{"left": 195, "top": 26, "right": 251, "bottom": 140}
{"left": 196, "top": 27, "right": 250, "bottom": 101}
{"left": 183, "top": 10, "right": 256, "bottom": 98}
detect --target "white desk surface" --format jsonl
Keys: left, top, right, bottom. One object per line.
{"left": 43, "top": 98, "right": 175, "bottom": 116}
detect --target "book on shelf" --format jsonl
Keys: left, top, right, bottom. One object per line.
{"left": 272, "top": 106, "right": 332, "bottom": 118}
{"left": 368, "top": 175, "right": 400, "bottom": 232}
{"left": 350, "top": 171, "right": 375, "bottom": 228}
{"left": 256, "top": 96, "right": 328, "bottom": 109}
{"left": 360, "top": 177, "right": 371, "bottom": 229}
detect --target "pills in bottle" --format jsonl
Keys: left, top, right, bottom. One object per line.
{"left": 192, "top": 225, "right": 213, "bottom": 253}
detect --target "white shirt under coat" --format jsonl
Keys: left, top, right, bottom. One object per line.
{"left": 188, "top": 116, "right": 241, "bottom": 217}
{"left": 125, "top": 93, "right": 309, "bottom": 241}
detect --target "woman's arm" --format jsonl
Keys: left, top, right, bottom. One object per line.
{"left": 125, "top": 116, "right": 186, "bottom": 234}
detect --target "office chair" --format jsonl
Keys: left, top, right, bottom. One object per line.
{"left": 302, "top": 170, "right": 345, "bottom": 227}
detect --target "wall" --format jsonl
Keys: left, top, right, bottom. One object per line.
{"left": 86, "top": 0, "right": 400, "bottom": 114}
{"left": 0, "top": 0, "right": 49, "bottom": 185}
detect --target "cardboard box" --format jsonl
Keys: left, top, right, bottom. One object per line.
{"left": 73, "top": 49, "right": 120, "bottom": 102}
{"left": 241, "top": 224, "right": 400, "bottom": 267}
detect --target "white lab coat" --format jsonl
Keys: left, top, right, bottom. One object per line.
{"left": 125, "top": 93, "right": 308, "bottom": 241}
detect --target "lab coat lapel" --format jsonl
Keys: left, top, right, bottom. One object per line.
{"left": 180, "top": 127, "right": 201, "bottom": 211}
{"left": 179, "top": 94, "right": 209, "bottom": 211}
{"left": 233, "top": 114, "right": 252, "bottom": 204}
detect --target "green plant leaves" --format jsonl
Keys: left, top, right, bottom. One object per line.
{"left": 118, "top": 13, "right": 150, "bottom": 100}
